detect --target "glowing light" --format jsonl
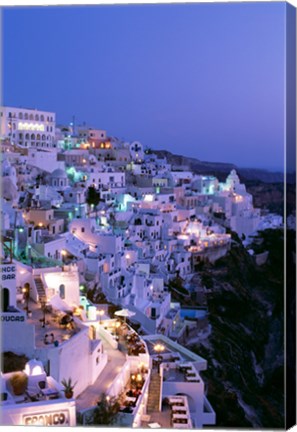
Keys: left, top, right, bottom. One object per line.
{"left": 24, "top": 359, "right": 45, "bottom": 376}
{"left": 61, "top": 250, "right": 67, "bottom": 256}
{"left": 18, "top": 122, "right": 45, "bottom": 132}
{"left": 154, "top": 343, "right": 165, "bottom": 353}
{"left": 125, "top": 254, "right": 130, "bottom": 259}
{"left": 144, "top": 194, "right": 154, "bottom": 202}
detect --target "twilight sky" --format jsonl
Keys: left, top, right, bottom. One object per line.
{"left": 2, "top": 3, "right": 290, "bottom": 170}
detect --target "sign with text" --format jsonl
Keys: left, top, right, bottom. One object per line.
{"left": 0, "top": 264, "right": 16, "bottom": 291}
{"left": 22, "top": 410, "right": 70, "bottom": 426}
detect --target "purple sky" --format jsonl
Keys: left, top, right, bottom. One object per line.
{"left": 3, "top": 3, "right": 292, "bottom": 170}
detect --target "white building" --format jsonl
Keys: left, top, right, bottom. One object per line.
{"left": 0, "top": 106, "right": 56, "bottom": 149}
{"left": 77, "top": 127, "right": 107, "bottom": 142}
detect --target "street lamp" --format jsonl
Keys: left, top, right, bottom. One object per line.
{"left": 115, "top": 321, "right": 121, "bottom": 336}
{"left": 61, "top": 249, "right": 67, "bottom": 264}
{"left": 22, "top": 283, "right": 30, "bottom": 317}
{"left": 98, "top": 309, "right": 104, "bottom": 324}
{"left": 40, "top": 298, "right": 48, "bottom": 328}
{"left": 154, "top": 343, "right": 165, "bottom": 354}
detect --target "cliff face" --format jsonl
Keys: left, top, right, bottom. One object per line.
{"left": 188, "top": 229, "right": 293, "bottom": 428}
{"left": 154, "top": 149, "right": 295, "bottom": 184}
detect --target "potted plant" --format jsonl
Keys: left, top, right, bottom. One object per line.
{"left": 9, "top": 372, "right": 28, "bottom": 396}
{"left": 61, "top": 377, "right": 76, "bottom": 399}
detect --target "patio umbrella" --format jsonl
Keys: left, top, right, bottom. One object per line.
{"left": 114, "top": 308, "right": 136, "bottom": 322}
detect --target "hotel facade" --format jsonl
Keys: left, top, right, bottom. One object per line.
{"left": 0, "top": 106, "right": 56, "bottom": 149}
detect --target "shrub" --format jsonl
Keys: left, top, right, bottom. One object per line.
{"left": 9, "top": 372, "right": 28, "bottom": 395}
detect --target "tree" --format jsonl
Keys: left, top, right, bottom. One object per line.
{"left": 86, "top": 186, "right": 100, "bottom": 210}
{"left": 87, "top": 394, "right": 120, "bottom": 426}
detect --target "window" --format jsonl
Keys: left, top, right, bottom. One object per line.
{"left": 35, "top": 114, "right": 39, "bottom": 121}
{"left": 29, "top": 114, "right": 33, "bottom": 120}
{"left": 31, "top": 133, "right": 35, "bottom": 140}
{"left": 24, "top": 113, "right": 28, "bottom": 120}
{"left": 40, "top": 115, "right": 44, "bottom": 121}
{"left": 81, "top": 227, "right": 85, "bottom": 233}
{"left": 19, "top": 133, "right": 23, "bottom": 139}
{"left": 19, "top": 112, "right": 23, "bottom": 119}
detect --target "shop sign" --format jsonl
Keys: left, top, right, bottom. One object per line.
{"left": 23, "top": 410, "right": 69, "bottom": 426}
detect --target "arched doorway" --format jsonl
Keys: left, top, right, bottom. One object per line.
{"left": 59, "top": 284, "right": 65, "bottom": 299}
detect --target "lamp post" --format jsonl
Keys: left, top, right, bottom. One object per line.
{"left": 40, "top": 298, "right": 47, "bottom": 328}
{"left": 154, "top": 343, "right": 165, "bottom": 373}
{"left": 22, "top": 283, "right": 30, "bottom": 317}
{"left": 61, "top": 249, "right": 67, "bottom": 264}
{"left": 98, "top": 309, "right": 104, "bottom": 325}
{"left": 154, "top": 343, "right": 165, "bottom": 354}
{"left": 115, "top": 321, "right": 121, "bottom": 337}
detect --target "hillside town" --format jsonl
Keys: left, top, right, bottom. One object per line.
{"left": 0, "top": 106, "right": 283, "bottom": 427}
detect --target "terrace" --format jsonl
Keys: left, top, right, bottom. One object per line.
{"left": 1, "top": 360, "right": 65, "bottom": 406}
{"left": 102, "top": 319, "right": 147, "bottom": 357}
{"left": 17, "top": 298, "right": 82, "bottom": 349}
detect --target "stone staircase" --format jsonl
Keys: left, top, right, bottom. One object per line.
{"left": 34, "top": 275, "right": 47, "bottom": 302}
{"left": 147, "top": 370, "right": 161, "bottom": 413}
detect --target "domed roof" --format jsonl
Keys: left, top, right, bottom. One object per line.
{"left": 50, "top": 168, "right": 67, "bottom": 178}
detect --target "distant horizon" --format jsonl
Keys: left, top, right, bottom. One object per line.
{"left": 3, "top": 3, "right": 295, "bottom": 171}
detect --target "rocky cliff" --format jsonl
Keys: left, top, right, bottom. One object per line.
{"left": 187, "top": 229, "right": 295, "bottom": 428}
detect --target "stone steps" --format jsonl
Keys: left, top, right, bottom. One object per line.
{"left": 147, "top": 371, "right": 161, "bottom": 413}
{"left": 34, "top": 276, "right": 47, "bottom": 302}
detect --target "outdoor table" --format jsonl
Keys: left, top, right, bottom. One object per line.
{"left": 126, "top": 396, "right": 137, "bottom": 403}
{"left": 185, "top": 375, "right": 200, "bottom": 382}
{"left": 173, "top": 422, "right": 190, "bottom": 429}
{"left": 172, "top": 405, "right": 187, "bottom": 413}
{"left": 179, "top": 362, "right": 192, "bottom": 369}
{"left": 169, "top": 397, "right": 185, "bottom": 404}
{"left": 186, "top": 370, "right": 197, "bottom": 377}
{"left": 172, "top": 414, "right": 189, "bottom": 420}
{"left": 41, "top": 388, "right": 60, "bottom": 399}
